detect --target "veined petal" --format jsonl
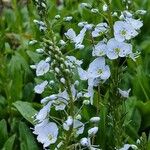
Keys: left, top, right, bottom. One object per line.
{"left": 78, "top": 67, "right": 88, "bottom": 80}
{"left": 65, "top": 28, "right": 76, "bottom": 42}
{"left": 75, "top": 27, "right": 87, "bottom": 44}
{"left": 126, "top": 18, "right": 143, "bottom": 30}
{"left": 100, "top": 65, "right": 110, "bottom": 80}
{"left": 34, "top": 81, "right": 48, "bottom": 94}
{"left": 92, "top": 41, "right": 107, "bottom": 56}
{"left": 36, "top": 60, "right": 50, "bottom": 76}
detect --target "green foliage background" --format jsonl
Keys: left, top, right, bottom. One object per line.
{"left": 0, "top": 0, "right": 150, "bottom": 149}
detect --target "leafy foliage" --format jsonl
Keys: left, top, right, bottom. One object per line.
{"left": 0, "top": 0, "right": 150, "bottom": 149}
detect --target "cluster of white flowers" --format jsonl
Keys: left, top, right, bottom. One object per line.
{"left": 63, "top": 9, "right": 143, "bottom": 104}
{"left": 30, "top": 1, "right": 144, "bottom": 149}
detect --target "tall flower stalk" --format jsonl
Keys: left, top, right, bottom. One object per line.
{"left": 29, "top": 0, "right": 145, "bottom": 149}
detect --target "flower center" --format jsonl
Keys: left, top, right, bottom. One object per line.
{"left": 121, "top": 30, "right": 126, "bottom": 36}
{"left": 114, "top": 48, "right": 120, "bottom": 54}
{"left": 48, "top": 134, "right": 53, "bottom": 141}
{"left": 97, "top": 69, "right": 103, "bottom": 74}
{"left": 99, "top": 51, "right": 104, "bottom": 56}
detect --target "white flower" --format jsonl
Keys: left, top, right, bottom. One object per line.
{"left": 34, "top": 81, "right": 48, "bottom": 94}
{"left": 114, "top": 21, "right": 138, "bottom": 42}
{"left": 66, "top": 56, "right": 83, "bottom": 67}
{"left": 87, "top": 57, "right": 110, "bottom": 80}
{"left": 118, "top": 88, "right": 131, "bottom": 98}
{"left": 92, "top": 41, "right": 107, "bottom": 56}
{"left": 65, "top": 28, "right": 86, "bottom": 49}
{"left": 78, "top": 67, "right": 88, "bottom": 80}
{"left": 63, "top": 118, "right": 84, "bottom": 135}
{"left": 92, "top": 23, "right": 108, "bottom": 37}
{"left": 75, "top": 44, "right": 85, "bottom": 50}
{"left": 53, "top": 85, "right": 76, "bottom": 111}
{"left": 36, "top": 60, "right": 50, "bottom": 76}
{"left": 33, "top": 120, "right": 58, "bottom": 148}
{"left": 88, "top": 127, "right": 98, "bottom": 136}
{"left": 33, "top": 20, "right": 45, "bottom": 26}
{"left": 78, "top": 57, "right": 111, "bottom": 82}
{"left": 125, "top": 18, "right": 143, "bottom": 30}
{"left": 73, "top": 119, "right": 84, "bottom": 135}
{"left": 41, "top": 95, "right": 57, "bottom": 104}
{"left": 63, "top": 116, "right": 73, "bottom": 131}
{"left": 35, "top": 101, "right": 52, "bottom": 122}
{"left": 78, "top": 57, "right": 110, "bottom": 104}
{"left": 53, "top": 90, "right": 68, "bottom": 111}
{"left": 84, "top": 24, "right": 94, "bottom": 30}
{"left": 106, "top": 38, "right": 132, "bottom": 59}
{"left": 122, "top": 11, "right": 133, "bottom": 18}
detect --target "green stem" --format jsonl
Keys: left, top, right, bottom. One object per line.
{"left": 104, "top": 0, "right": 114, "bottom": 36}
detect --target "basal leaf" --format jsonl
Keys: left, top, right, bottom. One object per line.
{"left": 13, "top": 101, "right": 37, "bottom": 124}
{"left": 2, "top": 134, "right": 16, "bottom": 150}
{"left": 19, "top": 122, "right": 39, "bottom": 150}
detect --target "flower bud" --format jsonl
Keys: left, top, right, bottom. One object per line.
{"left": 55, "top": 67, "right": 60, "bottom": 73}
{"left": 83, "top": 100, "right": 90, "bottom": 105}
{"left": 136, "top": 10, "right": 147, "bottom": 15}
{"left": 63, "top": 16, "right": 73, "bottom": 22}
{"left": 29, "top": 40, "right": 37, "bottom": 45}
{"left": 60, "top": 78, "right": 65, "bottom": 84}
{"left": 80, "top": 138, "right": 89, "bottom": 146}
{"left": 90, "top": 117, "right": 100, "bottom": 123}
{"left": 30, "top": 65, "right": 36, "bottom": 69}
{"left": 103, "top": 4, "right": 108, "bottom": 12}
{"left": 78, "top": 22, "right": 88, "bottom": 27}
{"left": 45, "top": 57, "right": 51, "bottom": 62}
{"left": 59, "top": 40, "right": 66, "bottom": 46}
{"left": 55, "top": 15, "right": 61, "bottom": 19}
{"left": 75, "top": 114, "right": 82, "bottom": 120}
{"left": 49, "top": 80, "right": 55, "bottom": 85}
{"left": 36, "top": 48, "right": 44, "bottom": 53}
{"left": 91, "top": 8, "right": 99, "bottom": 13}
{"left": 88, "top": 127, "right": 98, "bottom": 136}
{"left": 41, "top": 2, "right": 46, "bottom": 8}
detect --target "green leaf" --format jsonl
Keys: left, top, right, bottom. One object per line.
{"left": 19, "top": 122, "right": 39, "bottom": 150}
{"left": 13, "top": 101, "right": 37, "bottom": 124}
{"left": 136, "top": 101, "right": 150, "bottom": 130}
{"left": 99, "top": 104, "right": 107, "bottom": 149}
{"left": 2, "top": 134, "right": 16, "bottom": 150}
{"left": 26, "top": 51, "right": 41, "bottom": 63}
{"left": 124, "top": 97, "right": 141, "bottom": 139}
{"left": 0, "top": 119, "right": 8, "bottom": 148}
